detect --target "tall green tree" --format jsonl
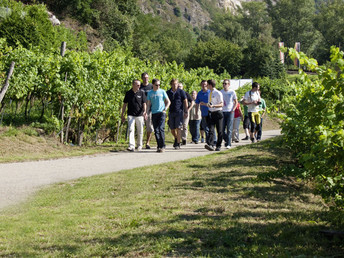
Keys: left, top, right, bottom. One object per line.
{"left": 266, "top": 0, "right": 320, "bottom": 57}
{"left": 314, "top": 0, "right": 344, "bottom": 62}
{"left": 237, "top": 1, "right": 275, "bottom": 45}
{"left": 186, "top": 37, "right": 243, "bottom": 75}
{"left": 208, "top": 13, "right": 251, "bottom": 47}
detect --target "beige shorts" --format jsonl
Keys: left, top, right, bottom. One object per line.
{"left": 146, "top": 111, "right": 154, "bottom": 133}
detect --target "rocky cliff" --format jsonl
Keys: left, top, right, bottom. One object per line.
{"left": 138, "top": 0, "right": 259, "bottom": 28}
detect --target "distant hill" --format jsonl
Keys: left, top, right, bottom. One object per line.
{"left": 138, "top": 0, "right": 260, "bottom": 28}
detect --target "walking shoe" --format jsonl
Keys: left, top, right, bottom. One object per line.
{"left": 251, "top": 138, "right": 255, "bottom": 143}
{"left": 201, "top": 137, "right": 205, "bottom": 143}
{"left": 174, "top": 143, "right": 181, "bottom": 150}
{"left": 127, "top": 147, "right": 135, "bottom": 152}
{"left": 157, "top": 148, "right": 165, "bottom": 153}
{"left": 182, "top": 139, "right": 187, "bottom": 145}
{"left": 215, "top": 147, "right": 221, "bottom": 151}
{"left": 137, "top": 146, "right": 142, "bottom": 151}
{"left": 234, "top": 140, "right": 239, "bottom": 143}
{"left": 145, "top": 145, "right": 151, "bottom": 149}
{"left": 173, "top": 138, "right": 178, "bottom": 148}
{"left": 205, "top": 144, "right": 215, "bottom": 151}
{"left": 241, "top": 136, "right": 249, "bottom": 140}
{"left": 226, "top": 145, "right": 231, "bottom": 149}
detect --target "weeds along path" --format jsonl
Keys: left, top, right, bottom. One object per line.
{"left": 0, "top": 130, "right": 281, "bottom": 210}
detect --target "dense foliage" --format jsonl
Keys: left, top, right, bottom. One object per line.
{"left": 3, "top": 0, "right": 340, "bottom": 78}
{"left": 0, "top": 0, "right": 87, "bottom": 52}
{"left": 0, "top": 38, "right": 230, "bottom": 145}
{"left": 281, "top": 47, "right": 344, "bottom": 208}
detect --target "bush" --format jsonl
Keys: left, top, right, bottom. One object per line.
{"left": 281, "top": 46, "right": 344, "bottom": 208}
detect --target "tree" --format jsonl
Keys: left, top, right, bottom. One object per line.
{"left": 237, "top": 1, "right": 275, "bottom": 45}
{"left": 208, "top": 13, "right": 251, "bottom": 47}
{"left": 186, "top": 37, "right": 243, "bottom": 75}
{"left": 314, "top": 0, "right": 344, "bottom": 62}
{"left": 266, "top": 0, "right": 320, "bottom": 57}
{"left": 242, "top": 39, "right": 285, "bottom": 78}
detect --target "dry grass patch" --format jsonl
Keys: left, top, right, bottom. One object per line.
{"left": 0, "top": 126, "right": 124, "bottom": 162}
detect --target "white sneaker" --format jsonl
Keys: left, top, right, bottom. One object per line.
{"left": 226, "top": 146, "right": 231, "bottom": 149}
{"left": 137, "top": 146, "right": 142, "bottom": 151}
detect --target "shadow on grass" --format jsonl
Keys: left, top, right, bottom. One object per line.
{"left": 70, "top": 137, "right": 342, "bottom": 256}
{"left": 75, "top": 215, "right": 343, "bottom": 257}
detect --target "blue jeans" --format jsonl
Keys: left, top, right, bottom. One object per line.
{"left": 223, "top": 111, "right": 234, "bottom": 147}
{"left": 189, "top": 119, "right": 201, "bottom": 143}
{"left": 152, "top": 112, "right": 166, "bottom": 149}
{"left": 201, "top": 116, "right": 209, "bottom": 142}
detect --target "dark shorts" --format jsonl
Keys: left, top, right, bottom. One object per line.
{"left": 168, "top": 111, "right": 183, "bottom": 130}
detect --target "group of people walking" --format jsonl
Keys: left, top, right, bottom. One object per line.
{"left": 121, "top": 73, "right": 266, "bottom": 153}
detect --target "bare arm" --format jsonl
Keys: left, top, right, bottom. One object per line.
{"left": 188, "top": 100, "right": 195, "bottom": 112}
{"left": 164, "top": 98, "right": 171, "bottom": 112}
{"left": 232, "top": 98, "right": 238, "bottom": 112}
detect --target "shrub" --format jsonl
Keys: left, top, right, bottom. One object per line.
{"left": 281, "top": 46, "right": 344, "bottom": 208}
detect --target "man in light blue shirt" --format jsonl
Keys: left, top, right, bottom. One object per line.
{"left": 147, "top": 79, "right": 171, "bottom": 152}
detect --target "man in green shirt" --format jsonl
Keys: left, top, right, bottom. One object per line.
{"left": 256, "top": 95, "right": 266, "bottom": 142}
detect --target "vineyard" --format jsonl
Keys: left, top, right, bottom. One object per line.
{"left": 0, "top": 38, "right": 233, "bottom": 145}
{"left": 280, "top": 47, "right": 344, "bottom": 209}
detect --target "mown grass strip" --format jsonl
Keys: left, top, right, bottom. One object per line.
{"left": 0, "top": 137, "right": 343, "bottom": 257}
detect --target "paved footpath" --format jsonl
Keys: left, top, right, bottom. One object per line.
{"left": 0, "top": 130, "right": 281, "bottom": 210}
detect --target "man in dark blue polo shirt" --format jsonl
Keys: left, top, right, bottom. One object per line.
{"left": 121, "top": 79, "right": 147, "bottom": 152}
{"left": 167, "top": 79, "right": 188, "bottom": 149}
{"left": 195, "top": 80, "right": 210, "bottom": 143}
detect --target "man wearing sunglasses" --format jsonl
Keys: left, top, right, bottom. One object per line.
{"left": 147, "top": 79, "right": 171, "bottom": 152}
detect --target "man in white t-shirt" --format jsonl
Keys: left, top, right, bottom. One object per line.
{"left": 243, "top": 82, "right": 261, "bottom": 143}
{"left": 205, "top": 79, "right": 224, "bottom": 151}
{"left": 221, "top": 79, "right": 238, "bottom": 149}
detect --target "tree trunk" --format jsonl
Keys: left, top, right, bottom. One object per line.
{"left": 24, "top": 92, "right": 32, "bottom": 119}
{"left": 40, "top": 98, "right": 45, "bottom": 121}
{"left": 65, "top": 106, "right": 74, "bottom": 143}
{"left": 77, "top": 119, "right": 85, "bottom": 146}
{"left": 0, "top": 103, "right": 6, "bottom": 125}
{"left": 0, "top": 61, "right": 15, "bottom": 104}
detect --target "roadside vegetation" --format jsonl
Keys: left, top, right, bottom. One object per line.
{"left": 0, "top": 137, "right": 342, "bottom": 256}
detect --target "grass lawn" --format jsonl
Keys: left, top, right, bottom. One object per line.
{"left": 0, "top": 137, "right": 343, "bottom": 257}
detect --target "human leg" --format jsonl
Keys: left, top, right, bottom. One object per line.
{"left": 145, "top": 111, "right": 154, "bottom": 148}
{"left": 242, "top": 115, "right": 250, "bottom": 140}
{"left": 127, "top": 115, "right": 136, "bottom": 150}
{"left": 248, "top": 112, "right": 256, "bottom": 142}
{"left": 215, "top": 111, "right": 224, "bottom": 149}
{"left": 207, "top": 113, "right": 216, "bottom": 147}
{"left": 222, "top": 112, "right": 230, "bottom": 147}
{"left": 135, "top": 116, "right": 144, "bottom": 149}
{"left": 227, "top": 111, "right": 234, "bottom": 146}
{"left": 181, "top": 114, "right": 189, "bottom": 145}
{"left": 201, "top": 116, "right": 209, "bottom": 144}
{"left": 152, "top": 112, "right": 166, "bottom": 150}
{"left": 257, "top": 118, "right": 263, "bottom": 140}
{"left": 232, "top": 117, "right": 241, "bottom": 142}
